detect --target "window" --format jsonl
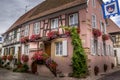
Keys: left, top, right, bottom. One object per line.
{"left": 92, "top": 15, "right": 97, "bottom": 28}
{"left": 91, "top": 38, "right": 98, "bottom": 55}
{"left": 14, "top": 30, "right": 17, "bottom": 38}
{"left": 33, "top": 22, "right": 40, "bottom": 34}
{"left": 9, "top": 47, "right": 15, "bottom": 55}
{"left": 100, "top": 21, "right": 103, "bottom": 32}
{"left": 93, "top": 38, "right": 98, "bottom": 55}
{"left": 69, "top": 13, "right": 78, "bottom": 26}
{"left": 103, "top": 42, "right": 106, "bottom": 55}
{"left": 0, "top": 37, "right": 2, "bottom": 41}
{"left": 51, "top": 18, "right": 58, "bottom": 29}
{"left": 55, "top": 40, "right": 67, "bottom": 56}
{"left": 24, "top": 45, "right": 29, "bottom": 55}
{"left": 55, "top": 42, "right": 62, "bottom": 56}
{"left": 24, "top": 25, "right": 29, "bottom": 36}
{"left": 92, "top": 0, "right": 96, "bottom": 7}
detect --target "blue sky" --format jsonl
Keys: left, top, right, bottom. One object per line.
{"left": 0, "top": 0, "right": 120, "bottom": 34}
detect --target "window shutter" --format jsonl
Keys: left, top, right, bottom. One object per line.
{"left": 91, "top": 38, "right": 95, "bottom": 55}
{"left": 62, "top": 40, "right": 67, "bottom": 56}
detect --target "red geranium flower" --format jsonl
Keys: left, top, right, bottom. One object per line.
{"left": 92, "top": 28, "right": 102, "bottom": 37}
{"left": 22, "top": 54, "right": 29, "bottom": 62}
{"left": 7, "top": 55, "right": 13, "bottom": 61}
{"left": 102, "top": 34, "right": 109, "bottom": 40}
{"left": 2, "top": 55, "right": 7, "bottom": 61}
{"left": 47, "top": 31, "right": 59, "bottom": 38}
{"left": 30, "top": 34, "right": 40, "bottom": 41}
{"left": 32, "top": 51, "right": 43, "bottom": 61}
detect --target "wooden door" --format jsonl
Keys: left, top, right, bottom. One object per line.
{"left": 18, "top": 47, "right": 21, "bottom": 62}
{"left": 45, "top": 43, "right": 51, "bottom": 56}
{"left": 31, "top": 61, "right": 37, "bottom": 74}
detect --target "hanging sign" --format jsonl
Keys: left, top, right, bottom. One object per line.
{"left": 102, "top": 0, "right": 120, "bottom": 19}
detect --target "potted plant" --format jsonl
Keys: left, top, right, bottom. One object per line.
{"left": 47, "top": 31, "right": 59, "bottom": 39}
{"left": 92, "top": 28, "right": 102, "bottom": 37}
{"left": 7, "top": 55, "right": 13, "bottom": 61}
{"left": 21, "top": 54, "right": 29, "bottom": 63}
{"left": 32, "top": 51, "right": 44, "bottom": 64}
{"left": 102, "top": 34, "right": 109, "bottom": 40}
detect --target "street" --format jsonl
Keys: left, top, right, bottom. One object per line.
{"left": 98, "top": 70, "right": 120, "bottom": 80}
{"left": 0, "top": 68, "right": 55, "bottom": 80}
{"left": 1, "top": 68, "right": 120, "bottom": 80}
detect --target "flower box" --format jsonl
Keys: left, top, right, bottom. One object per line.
{"left": 7, "top": 55, "right": 13, "bottom": 61}
{"left": 22, "top": 54, "right": 29, "bottom": 63}
{"left": 92, "top": 28, "right": 102, "bottom": 37}
{"left": 2, "top": 55, "right": 7, "bottom": 61}
{"left": 30, "top": 34, "right": 40, "bottom": 41}
{"left": 47, "top": 31, "right": 59, "bottom": 39}
{"left": 20, "top": 36, "right": 29, "bottom": 43}
{"left": 102, "top": 34, "right": 109, "bottom": 40}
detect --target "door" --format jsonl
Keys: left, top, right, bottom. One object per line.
{"left": 18, "top": 47, "right": 21, "bottom": 62}
{"left": 31, "top": 61, "right": 37, "bottom": 74}
{"left": 45, "top": 43, "right": 51, "bottom": 56}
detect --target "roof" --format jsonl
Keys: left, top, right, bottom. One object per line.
{"left": 107, "top": 19, "right": 120, "bottom": 33}
{"left": 4, "top": 0, "right": 87, "bottom": 34}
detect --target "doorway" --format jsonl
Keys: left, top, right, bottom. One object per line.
{"left": 31, "top": 61, "right": 37, "bottom": 74}
{"left": 18, "top": 47, "right": 21, "bottom": 62}
{"left": 45, "top": 42, "right": 51, "bottom": 56}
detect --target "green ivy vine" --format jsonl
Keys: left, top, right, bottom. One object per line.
{"left": 62, "top": 26, "right": 88, "bottom": 77}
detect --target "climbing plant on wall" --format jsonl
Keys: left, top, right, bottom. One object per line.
{"left": 62, "top": 26, "right": 88, "bottom": 77}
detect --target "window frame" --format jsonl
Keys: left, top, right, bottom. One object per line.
{"left": 69, "top": 13, "right": 79, "bottom": 27}
{"left": 92, "top": 14, "right": 97, "bottom": 28}
{"left": 24, "top": 25, "right": 29, "bottom": 36}
{"left": 51, "top": 18, "right": 59, "bottom": 29}
{"left": 24, "top": 45, "right": 29, "bottom": 55}
{"left": 33, "top": 22, "right": 40, "bottom": 35}
{"left": 92, "top": 0, "right": 96, "bottom": 7}
{"left": 55, "top": 42, "right": 63, "bottom": 56}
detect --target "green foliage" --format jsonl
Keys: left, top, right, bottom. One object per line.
{"left": 13, "top": 63, "right": 29, "bottom": 73}
{"left": 66, "top": 27, "right": 88, "bottom": 77}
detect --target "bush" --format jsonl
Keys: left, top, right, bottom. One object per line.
{"left": 13, "top": 63, "right": 29, "bottom": 73}
{"left": 22, "top": 64, "right": 29, "bottom": 72}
